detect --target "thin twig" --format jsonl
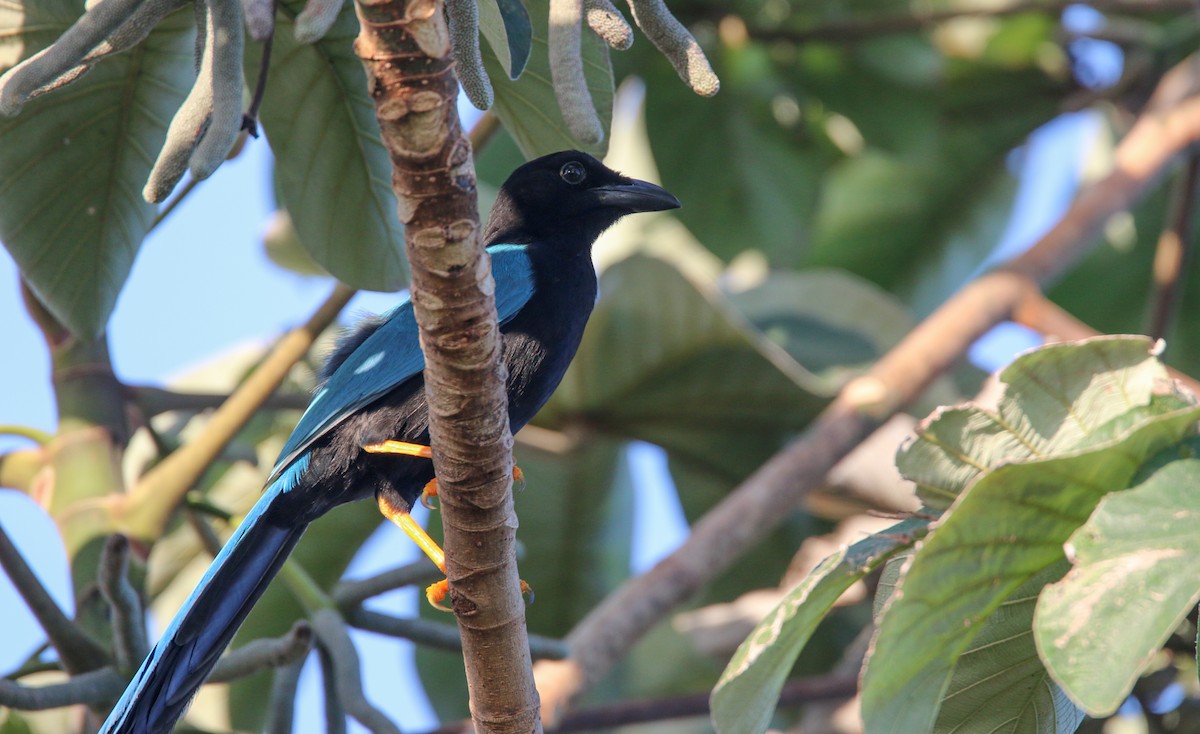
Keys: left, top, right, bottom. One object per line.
{"left": 312, "top": 609, "right": 400, "bottom": 734}
{"left": 0, "top": 666, "right": 124, "bottom": 710}
{"left": 331, "top": 539, "right": 526, "bottom": 607}
{"left": 209, "top": 620, "right": 313, "bottom": 682}
{"left": 264, "top": 658, "right": 305, "bottom": 734}
{"left": 345, "top": 607, "right": 569, "bottom": 660}
{"left": 317, "top": 642, "right": 348, "bottom": 734}
{"left": 130, "top": 385, "right": 310, "bottom": 416}
{"left": 0, "top": 524, "right": 109, "bottom": 673}
{"left": 149, "top": 174, "right": 202, "bottom": 231}
{"left": 97, "top": 535, "right": 149, "bottom": 671}
{"left": 244, "top": 22, "right": 275, "bottom": 136}
{"left": 0, "top": 425, "right": 53, "bottom": 445}
{"left": 532, "top": 50, "right": 1200, "bottom": 722}
{"left": 332, "top": 558, "right": 442, "bottom": 608}
{"left": 1147, "top": 153, "right": 1200, "bottom": 342}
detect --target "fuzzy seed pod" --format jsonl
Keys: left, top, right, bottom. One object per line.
{"left": 627, "top": 0, "right": 718, "bottom": 96}
{"left": 294, "top": 0, "right": 345, "bottom": 43}
{"left": 584, "top": 0, "right": 632, "bottom": 50}
{"left": 0, "top": 0, "right": 145, "bottom": 115}
{"left": 188, "top": 0, "right": 246, "bottom": 180}
{"left": 446, "top": 0, "right": 494, "bottom": 110}
{"left": 549, "top": 0, "right": 603, "bottom": 145}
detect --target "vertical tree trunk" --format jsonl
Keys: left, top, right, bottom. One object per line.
{"left": 353, "top": 2, "right": 542, "bottom": 732}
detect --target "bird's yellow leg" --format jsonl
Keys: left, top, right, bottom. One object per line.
{"left": 376, "top": 493, "right": 450, "bottom": 611}
{"left": 362, "top": 440, "right": 432, "bottom": 458}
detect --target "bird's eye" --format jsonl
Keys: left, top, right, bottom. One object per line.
{"left": 560, "top": 162, "right": 587, "bottom": 185}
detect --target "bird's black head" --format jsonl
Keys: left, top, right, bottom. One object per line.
{"left": 484, "top": 151, "right": 681, "bottom": 247}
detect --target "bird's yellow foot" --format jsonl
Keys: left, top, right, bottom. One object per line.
{"left": 421, "top": 466, "right": 524, "bottom": 511}
{"left": 421, "top": 478, "right": 439, "bottom": 510}
{"left": 521, "top": 579, "right": 535, "bottom": 605}
{"left": 426, "top": 579, "right": 451, "bottom": 611}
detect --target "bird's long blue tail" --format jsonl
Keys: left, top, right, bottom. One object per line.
{"left": 101, "top": 486, "right": 308, "bottom": 734}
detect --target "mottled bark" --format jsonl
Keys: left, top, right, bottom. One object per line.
{"left": 353, "top": 3, "right": 540, "bottom": 733}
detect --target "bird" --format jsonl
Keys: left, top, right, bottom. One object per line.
{"left": 99, "top": 150, "right": 680, "bottom": 734}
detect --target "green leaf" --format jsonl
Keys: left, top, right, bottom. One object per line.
{"left": 0, "top": 2, "right": 194, "bottom": 337}
{"left": 636, "top": 43, "right": 824, "bottom": 268}
{"left": 933, "top": 563, "right": 1084, "bottom": 734}
{"left": 897, "top": 336, "right": 1176, "bottom": 510}
{"left": 729, "top": 268, "right": 920, "bottom": 390}
{"left": 861, "top": 338, "right": 1200, "bottom": 734}
{"left": 478, "top": 0, "right": 531, "bottom": 80}
{"left": 803, "top": 62, "right": 1066, "bottom": 288}
{"left": 539, "top": 255, "right": 831, "bottom": 478}
{"left": 481, "top": 0, "right": 613, "bottom": 157}
{"left": 248, "top": 1, "right": 406, "bottom": 291}
{"left": 1034, "top": 458, "right": 1200, "bottom": 716}
{"left": 711, "top": 517, "right": 927, "bottom": 734}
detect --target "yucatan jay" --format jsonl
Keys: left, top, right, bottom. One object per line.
{"left": 99, "top": 150, "right": 680, "bottom": 734}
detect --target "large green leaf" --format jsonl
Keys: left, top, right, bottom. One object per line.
{"left": 932, "top": 563, "right": 1084, "bottom": 734}
{"left": 1035, "top": 457, "right": 1200, "bottom": 716}
{"left": 248, "top": 0, "right": 406, "bottom": 291}
{"left": 711, "top": 518, "right": 927, "bottom": 734}
{"left": 896, "top": 337, "right": 1176, "bottom": 511}
{"left": 803, "top": 58, "right": 1067, "bottom": 289}
{"left": 538, "top": 255, "right": 830, "bottom": 479}
{"left": 478, "top": 0, "right": 531, "bottom": 80}
{"left": 0, "top": 1, "right": 194, "bottom": 337}
{"left": 481, "top": 0, "right": 613, "bottom": 157}
{"left": 861, "top": 337, "right": 1200, "bottom": 734}
{"left": 634, "top": 42, "right": 825, "bottom": 268}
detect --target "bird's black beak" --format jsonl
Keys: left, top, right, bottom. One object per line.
{"left": 592, "top": 178, "right": 681, "bottom": 212}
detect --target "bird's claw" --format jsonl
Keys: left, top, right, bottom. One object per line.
{"left": 512, "top": 466, "right": 526, "bottom": 494}
{"left": 420, "top": 478, "right": 439, "bottom": 510}
{"left": 521, "top": 579, "right": 534, "bottom": 605}
{"left": 426, "top": 579, "right": 451, "bottom": 612}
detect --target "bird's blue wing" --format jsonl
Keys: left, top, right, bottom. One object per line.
{"left": 267, "top": 244, "right": 535, "bottom": 486}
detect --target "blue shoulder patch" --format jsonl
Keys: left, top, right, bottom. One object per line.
{"left": 266, "top": 244, "right": 535, "bottom": 485}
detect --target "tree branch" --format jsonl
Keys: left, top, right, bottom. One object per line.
{"left": 129, "top": 385, "right": 310, "bottom": 417}
{"left": 312, "top": 608, "right": 400, "bottom": 734}
{"left": 208, "top": 620, "right": 313, "bottom": 683}
{"left": 345, "top": 607, "right": 569, "bottom": 659}
{"left": 0, "top": 666, "right": 124, "bottom": 710}
{"left": 264, "top": 658, "right": 305, "bottom": 734}
{"left": 533, "top": 50, "right": 1200, "bottom": 721}
{"left": 97, "top": 535, "right": 148, "bottom": 671}
{"left": 332, "top": 557, "right": 442, "bottom": 608}
{"left": 0, "top": 523, "right": 108, "bottom": 673}
{"left": 354, "top": 2, "right": 539, "bottom": 734}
